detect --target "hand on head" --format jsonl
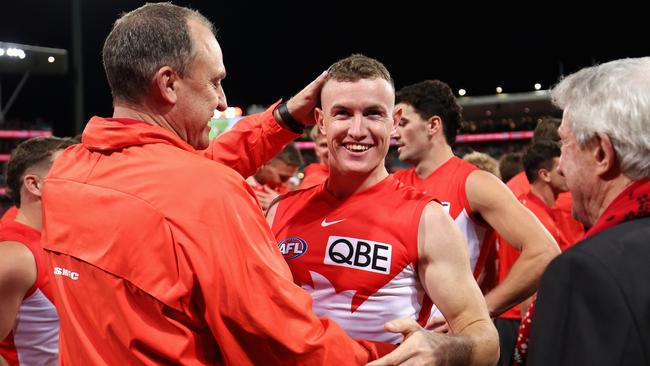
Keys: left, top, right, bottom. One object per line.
{"left": 285, "top": 71, "right": 329, "bottom": 126}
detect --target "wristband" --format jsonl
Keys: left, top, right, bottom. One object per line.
{"left": 276, "top": 102, "right": 304, "bottom": 134}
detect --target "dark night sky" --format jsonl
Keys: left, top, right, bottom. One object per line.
{"left": 0, "top": 1, "right": 647, "bottom": 136}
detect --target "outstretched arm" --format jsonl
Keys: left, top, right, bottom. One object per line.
{"left": 467, "top": 170, "right": 560, "bottom": 317}
{"left": 203, "top": 71, "right": 328, "bottom": 178}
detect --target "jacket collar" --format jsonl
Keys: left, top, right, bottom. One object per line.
{"left": 81, "top": 116, "right": 197, "bottom": 153}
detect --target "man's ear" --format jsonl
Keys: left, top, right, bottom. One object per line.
{"left": 315, "top": 107, "right": 326, "bottom": 136}
{"left": 392, "top": 105, "right": 403, "bottom": 134}
{"left": 23, "top": 174, "right": 43, "bottom": 198}
{"left": 152, "top": 66, "right": 179, "bottom": 104}
{"left": 427, "top": 115, "right": 442, "bottom": 137}
{"left": 593, "top": 132, "right": 618, "bottom": 178}
{"left": 537, "top": 168, "right": 552, "bottom": 183}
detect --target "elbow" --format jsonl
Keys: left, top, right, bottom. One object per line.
{"left": 538, "top": 241, "right": 561, "bottom": 264}
{"left": 525, "top": 234, "right": 561, "bottom": 266}
{"left": 533, "top": 245, "right": 560, "bottom": 274}
{"left": 486, "top": 326, "right": 500, "bottom": 366}
{"left": 472, "top": 323, "right": 500, "bottom": 366}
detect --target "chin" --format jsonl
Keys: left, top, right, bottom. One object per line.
{"left": 339, "top": 162, "right": 376, "bottom": 176}
{"left": 191, "top": 137, "right": 210, "bottom": 150}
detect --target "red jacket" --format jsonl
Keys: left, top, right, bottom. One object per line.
{"left": 42, "top": 105, "right": 390, "bottom": 365}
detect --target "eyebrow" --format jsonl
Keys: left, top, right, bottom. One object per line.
{"left": 329, "top": 103, "right": 388, "bottom": 112}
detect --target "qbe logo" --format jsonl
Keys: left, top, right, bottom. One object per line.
{"left": 324, "top": 236, "right": 392, "bottom": 274}
{"left": 278, "top": 237, "right": 308, "bottom": 260}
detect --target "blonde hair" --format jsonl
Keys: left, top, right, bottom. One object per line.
{"left": 463, "top": 151, "right": 500, "bottom": 179}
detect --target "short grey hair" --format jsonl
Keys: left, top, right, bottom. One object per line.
{"left": 102, "top": 2, "right": 215, "bottom": 104}
{"left": 551, "top": 57, "right": 650, "bottom": 180}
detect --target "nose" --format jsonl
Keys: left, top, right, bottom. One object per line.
{"left": 216, "top": 87, "right": 227, "bottom": 112}
{"left": 557, "top": 154, "right": 565, "bottom": 177}
{"left": 348, "top": 114, "right": 367, "bottom": 140}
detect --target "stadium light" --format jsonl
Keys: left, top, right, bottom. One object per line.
{"left": 534, "top": 83, "right": 542, "bottom": 90}
{"left": 496, "top": 86, "right": 503, "bottom": 94}
{"left": 0, "top": 42, "right": 67, "bottom": 75}
{"left": 0, "top": 42, "right": 68, "bottom": 123}
{"left": 458, "top": 89, "right": 467, "bottom": 96}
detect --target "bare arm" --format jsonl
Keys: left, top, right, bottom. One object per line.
{"left": 371, "top": 202, "right": 498, "bottom": 365}
{"left": 466, "top": 170, "right": 560, "bottom": 317}
{"left": 265, "top": 197, "right": 280, "bottom": 226}
{"left": 256, "top": 186, "right": 281, "bottom": 213}
{"left": 0, "top": 242, "right": 37, "bottom": 340}
{"left": 420, "top": 201, "right": 499, "bottom": 365}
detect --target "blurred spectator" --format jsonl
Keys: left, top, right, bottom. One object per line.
{"left": 499, "top": 152, "right": 524, "bottom": 184}
{"left": 247, "top": 143, "right": 303, "bottom": 211}
{"left": 297, "top": 126, "right": 329, "bottom": 189}
{"left": 463, "top": 151, "right": 501, "bottom": 179}
{"left": 531, "top": 117, "right": 560, "bottom": 144}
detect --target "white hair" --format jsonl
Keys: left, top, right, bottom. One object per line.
{"left": 551, "top": 57, "right": 650, "bottom": 180}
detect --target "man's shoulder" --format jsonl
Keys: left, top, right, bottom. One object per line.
{"left": 278, "top": 183, "right": 322, "bottom": 206}
{"left": 573, "top": 217, "right": 650, "bottom": 257}
{"left": 549, "top": 217, "right": 650, "bottom": 278}
{"left": 392, "top": 167, "right": 415, "bottom": 180}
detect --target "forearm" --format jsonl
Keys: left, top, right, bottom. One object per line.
{"left": 519, "top": 294, "right": 534, "bottom": 316}
{"left": 203, "top": 100, "right": 299, "bottom": 178}
{"left": 447, "top": 320, "right": 499, "bottom": 366}
{"left": 484, "top": 246, "right": 555, "bottom": 316}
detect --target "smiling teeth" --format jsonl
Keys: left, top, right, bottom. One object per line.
{"left": 345, "top": 144, "right": 370, "bottom": 152}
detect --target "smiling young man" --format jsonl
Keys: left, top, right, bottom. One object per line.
{"left": 267, "top": 54, "right": 498, "bottom": 365}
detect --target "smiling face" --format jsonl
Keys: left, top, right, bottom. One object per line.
{"left": 315, "top": 78, "right": 399, "bottom": 179}
{"left": 173, "top": 20, "right": 227, "bottom": 150}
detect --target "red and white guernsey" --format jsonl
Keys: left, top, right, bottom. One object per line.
{"left": 393, "top": 157, "right": 494, "bottom": 279}
{"left": 272, "top": 176, "right": 434, "bottom": 343}
{"left": 0, "top": 221, "right": 59, "bottom": 366}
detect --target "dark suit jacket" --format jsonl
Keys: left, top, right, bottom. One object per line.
{"left": 529, "top": 216, "right": 650, "bottom": 366}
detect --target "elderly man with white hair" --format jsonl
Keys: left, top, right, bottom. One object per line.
{"left": 527, "top": 57, "right": 650, "bottom": 365}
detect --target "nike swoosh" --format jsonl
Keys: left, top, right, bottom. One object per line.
{"left": 321, "top": 218, "right": 345, "bottom": 227}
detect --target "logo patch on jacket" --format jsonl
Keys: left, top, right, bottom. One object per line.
{"left": 278, "top": 237, "right": 308, "bottom": 260}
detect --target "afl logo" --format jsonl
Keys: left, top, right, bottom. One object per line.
{"left": 278, "top": 237, "right": 308, "bottom": 260}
